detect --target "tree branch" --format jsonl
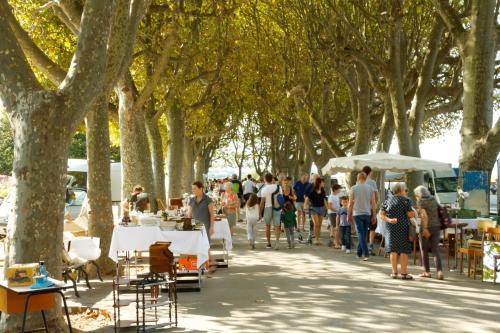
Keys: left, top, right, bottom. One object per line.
{"left": 57, "top": 0, "right": 84, "bottom": 32}
{"left": 482, "top": 118, "right": 500, "bottom": 158}
{"left": 2, "top": 0, "right": 66, "bottom": 84}
{"left": 0, "top": 0, "right": 42, "bottom": 111}
{"left": 135, "top": 14, "right": 178, "bottom": 111}
{"left": 59, "top": 0, "right": 113, "bottom": 113}
{"left": 431, "top": 0, "right": 466, "bottom": 50}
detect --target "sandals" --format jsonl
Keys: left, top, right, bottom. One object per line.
{"left": 419, "top": 272, "right": 432, "bottom": 278}
{"left": 390, "top": 273, "right": 398, "bottom": 279}
{"left": 401, "top": 273, "right": 414, "bottom": 280}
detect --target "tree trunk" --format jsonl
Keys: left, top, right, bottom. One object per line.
{"left": 3, "top": 103, "right": 70, "bottom": 331}
{"left": 166, "top": 101, "right": 184, "bottom": 199}
{"left": 85, "top": 95, "right": 115, "bottom": 275}
{"left": 377, "top": 92, "right": 395, "bottom": 153}
{"left": 458, "top": 0, "right": 497, "bottom": 174}
{"left": 182, "top": 136, "right": 194, "bottom": 194}
{"left": 195, "top": 154, "right": 205, "bottom": 182}
{"left": 135, "top": 112, "right": 156, "bottom": 211}
{"left": 145, "top": 112, "right": 166, "bottom": 208}
{"left": 116, "top": 78, "right": 145, "bottom": 199}
{"left": 352, "top": 66, "right": 373, "bottom": 156}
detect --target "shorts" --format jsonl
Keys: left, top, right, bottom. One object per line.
{"left": 263, "top": 207, "right": 281, "bottom": 227}
{"left": 328, "top": 213, "right": 337, "bottom": 227}
{"left": 294, "top": 202, "right": 304, "bottom": 212}
{"left": 368, "top": 214, "right": 377, "bottom": 231}
{"left": 311, "top": 206, "right": 326, "bottom": 217}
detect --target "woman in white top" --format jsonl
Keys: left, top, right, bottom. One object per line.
{"left": 245, "top": 193, "right": 260, "bottom": 249}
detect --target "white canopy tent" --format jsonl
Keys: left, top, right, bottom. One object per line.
{"left": 321, "top": 152, "right": 452, "bottom": 175}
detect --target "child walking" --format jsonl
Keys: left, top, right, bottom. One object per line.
{"left": 281, "top": 202, "right": 297, "bottom": 249}
{"left": 336, "top": 196, "right": 351, "bottom": 253}
{"left": 245, "top": 193, "right": 260, "bottom": 249}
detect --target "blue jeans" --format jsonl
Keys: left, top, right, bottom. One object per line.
{"left": 354, "top": 215, "right": 370, "bottom": 257}
{"left": 339, "top": 225, "right": 351, "bottom": 249}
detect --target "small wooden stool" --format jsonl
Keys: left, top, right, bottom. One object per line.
{"left": 459, "top": 247, "right": 474, "bottom": 277}
{"left": 472, "top": 249, "right": 484, "bottom": 280}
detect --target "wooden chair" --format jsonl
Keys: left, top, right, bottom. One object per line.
{"left": 471, "top": 227, "right": 500, "bottom": 280}
{"left": 62, "top": 249, "right": 91, "bottom": 297}
{"left": 493, "top": 254, "right": 500, "bottom": 285}
{"left": 169, "top": 198, "right": 183, "bottom": 210}
{"left": 458, "top": 221, "right": 494, "bottom": 277}
{"left": 156, "top": 198, "right": 167, "bottom": 211}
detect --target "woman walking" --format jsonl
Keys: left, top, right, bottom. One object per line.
{"left": 305, "top": 178, "right": 327, "bottom": 245}
{"left": 414, "top": 185, "right": 444, "bottom": 280}
{"left": 222, "top": 182, "right": 238, "bottom": 235}
{"left": 379, "top": 183, "right": 415, "bottom": 280}
{"left": 245, "top": 193, "right": 260, "bottom": 249}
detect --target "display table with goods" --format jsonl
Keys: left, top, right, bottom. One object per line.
{"left": 109, "top": 214, "right": 210, "bottom": 292}
{"left": 211, "top": 217, "right": 233, "bottom": 268}
{"left": 0, "top": 277, "right": 73, "bottom": 333}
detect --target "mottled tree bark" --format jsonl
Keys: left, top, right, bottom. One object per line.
{"left": 195, "top": 154, "right": 206, "bottom": 182}
{"left": 146, "top": 112, "right": 166, "bottom": 207}
{"left": 166, "top": 101, "right": 185, "bottom": 199}
{"left": 182, "top": 136, "right": 195, "bottom": 194}
{"left": 0, "top": 0, "right": 113, "bottom": 330}
{"left": 85, "top": 96, "right": 115, "bottom": 274}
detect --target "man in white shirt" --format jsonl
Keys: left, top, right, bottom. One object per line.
{"left": 242, "top": 174, "right": 255, "bottom": 202}
{"left": 258, "top": 173, "right": 282, "bottom": 249}
{"left": 362, "top": 166, "right": 379, "bottom": 255}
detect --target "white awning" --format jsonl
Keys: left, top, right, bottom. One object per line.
{"left": 321, "top": 152, "right": 452, "bottom": 175}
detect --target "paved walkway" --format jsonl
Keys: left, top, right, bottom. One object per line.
{"left": 64, "top": 221, "right": 500, "bottom": 333}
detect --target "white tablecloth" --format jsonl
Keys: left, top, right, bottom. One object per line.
{"left": 212, "top": 219, "right": 233, "bottom": 251}
{"left": 108, "top": 225, "right": 210, "bottom": 268}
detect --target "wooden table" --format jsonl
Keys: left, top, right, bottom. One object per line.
{"left": 0, "top": 278, "right": 73, "bottom": 332}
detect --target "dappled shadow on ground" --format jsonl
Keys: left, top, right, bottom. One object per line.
{"left": 67, "top": 221, "right": 500, "bottom": 332}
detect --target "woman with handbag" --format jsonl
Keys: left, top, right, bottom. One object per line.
{"left": 414, "top": 185, "right": 444, "bottom": 280}
{"left": 379, "top": 182, "right": 415, "bottom": 280}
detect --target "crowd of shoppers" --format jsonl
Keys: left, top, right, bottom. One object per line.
{"left": 200, "top": 165, "right": 444, "bottom": 281}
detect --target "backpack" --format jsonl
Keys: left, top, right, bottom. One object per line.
{"left": 437, "top": 205, "right": 452, "bottom": 230}
{"left": 272, "top": 185, "right": 285, "bottom": 211}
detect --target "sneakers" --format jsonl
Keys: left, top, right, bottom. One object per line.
{"left": 346, "top": 249, "right": 351, "bottom": 254}
{"left": 266, "top": 243, "right": 272, "bottom": 249}
{"left": 363, "top": 257, "right": 369, "bottom": 261}
{"left": 341, "top": 245, "right": 346, "bottom": 251}
{"left": 274, "top": 241, "right": 280, "bottom": 250}
{"left": 291, "top": 241, "right": 295, "bottom": 249}
{"left": 287, "top": 242, "right": 292, "bottom": 249}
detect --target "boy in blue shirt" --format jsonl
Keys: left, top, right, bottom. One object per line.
{"left": 336, "top": 196, "right": 351, "bottom": 253}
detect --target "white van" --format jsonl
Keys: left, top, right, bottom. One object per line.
{"left": 385, "top": 168, "right": 458, "bottom": 205}
{"left": 67, "top": 159, "right": 122, "bottom": 202}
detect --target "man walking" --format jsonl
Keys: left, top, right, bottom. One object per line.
{"left": 348, "top": 172, "right": 376, "bottom": 260}
{"left": 258, "top": 173, "right": 282, "bottom": 249}
{"left": 304, "top": 173, "right": 319, "bottom": 244}
{"left": 362, "top": 166, "right": 379, "bottom": 255}
{"left": 231, "top": 174, "right": 243, "bottom": 221}
{"left": 293, "top": 173, "right": 309, "bottom": 231}
{"left": 242, "top": 174, "right": 255, "bottom": 203}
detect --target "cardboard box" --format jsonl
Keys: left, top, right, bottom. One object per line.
{"left": 7, "top": 263, "right": 39, "bottom": 287}
{"left": 178, "top": 255, "right": 208, "bottom": 272}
